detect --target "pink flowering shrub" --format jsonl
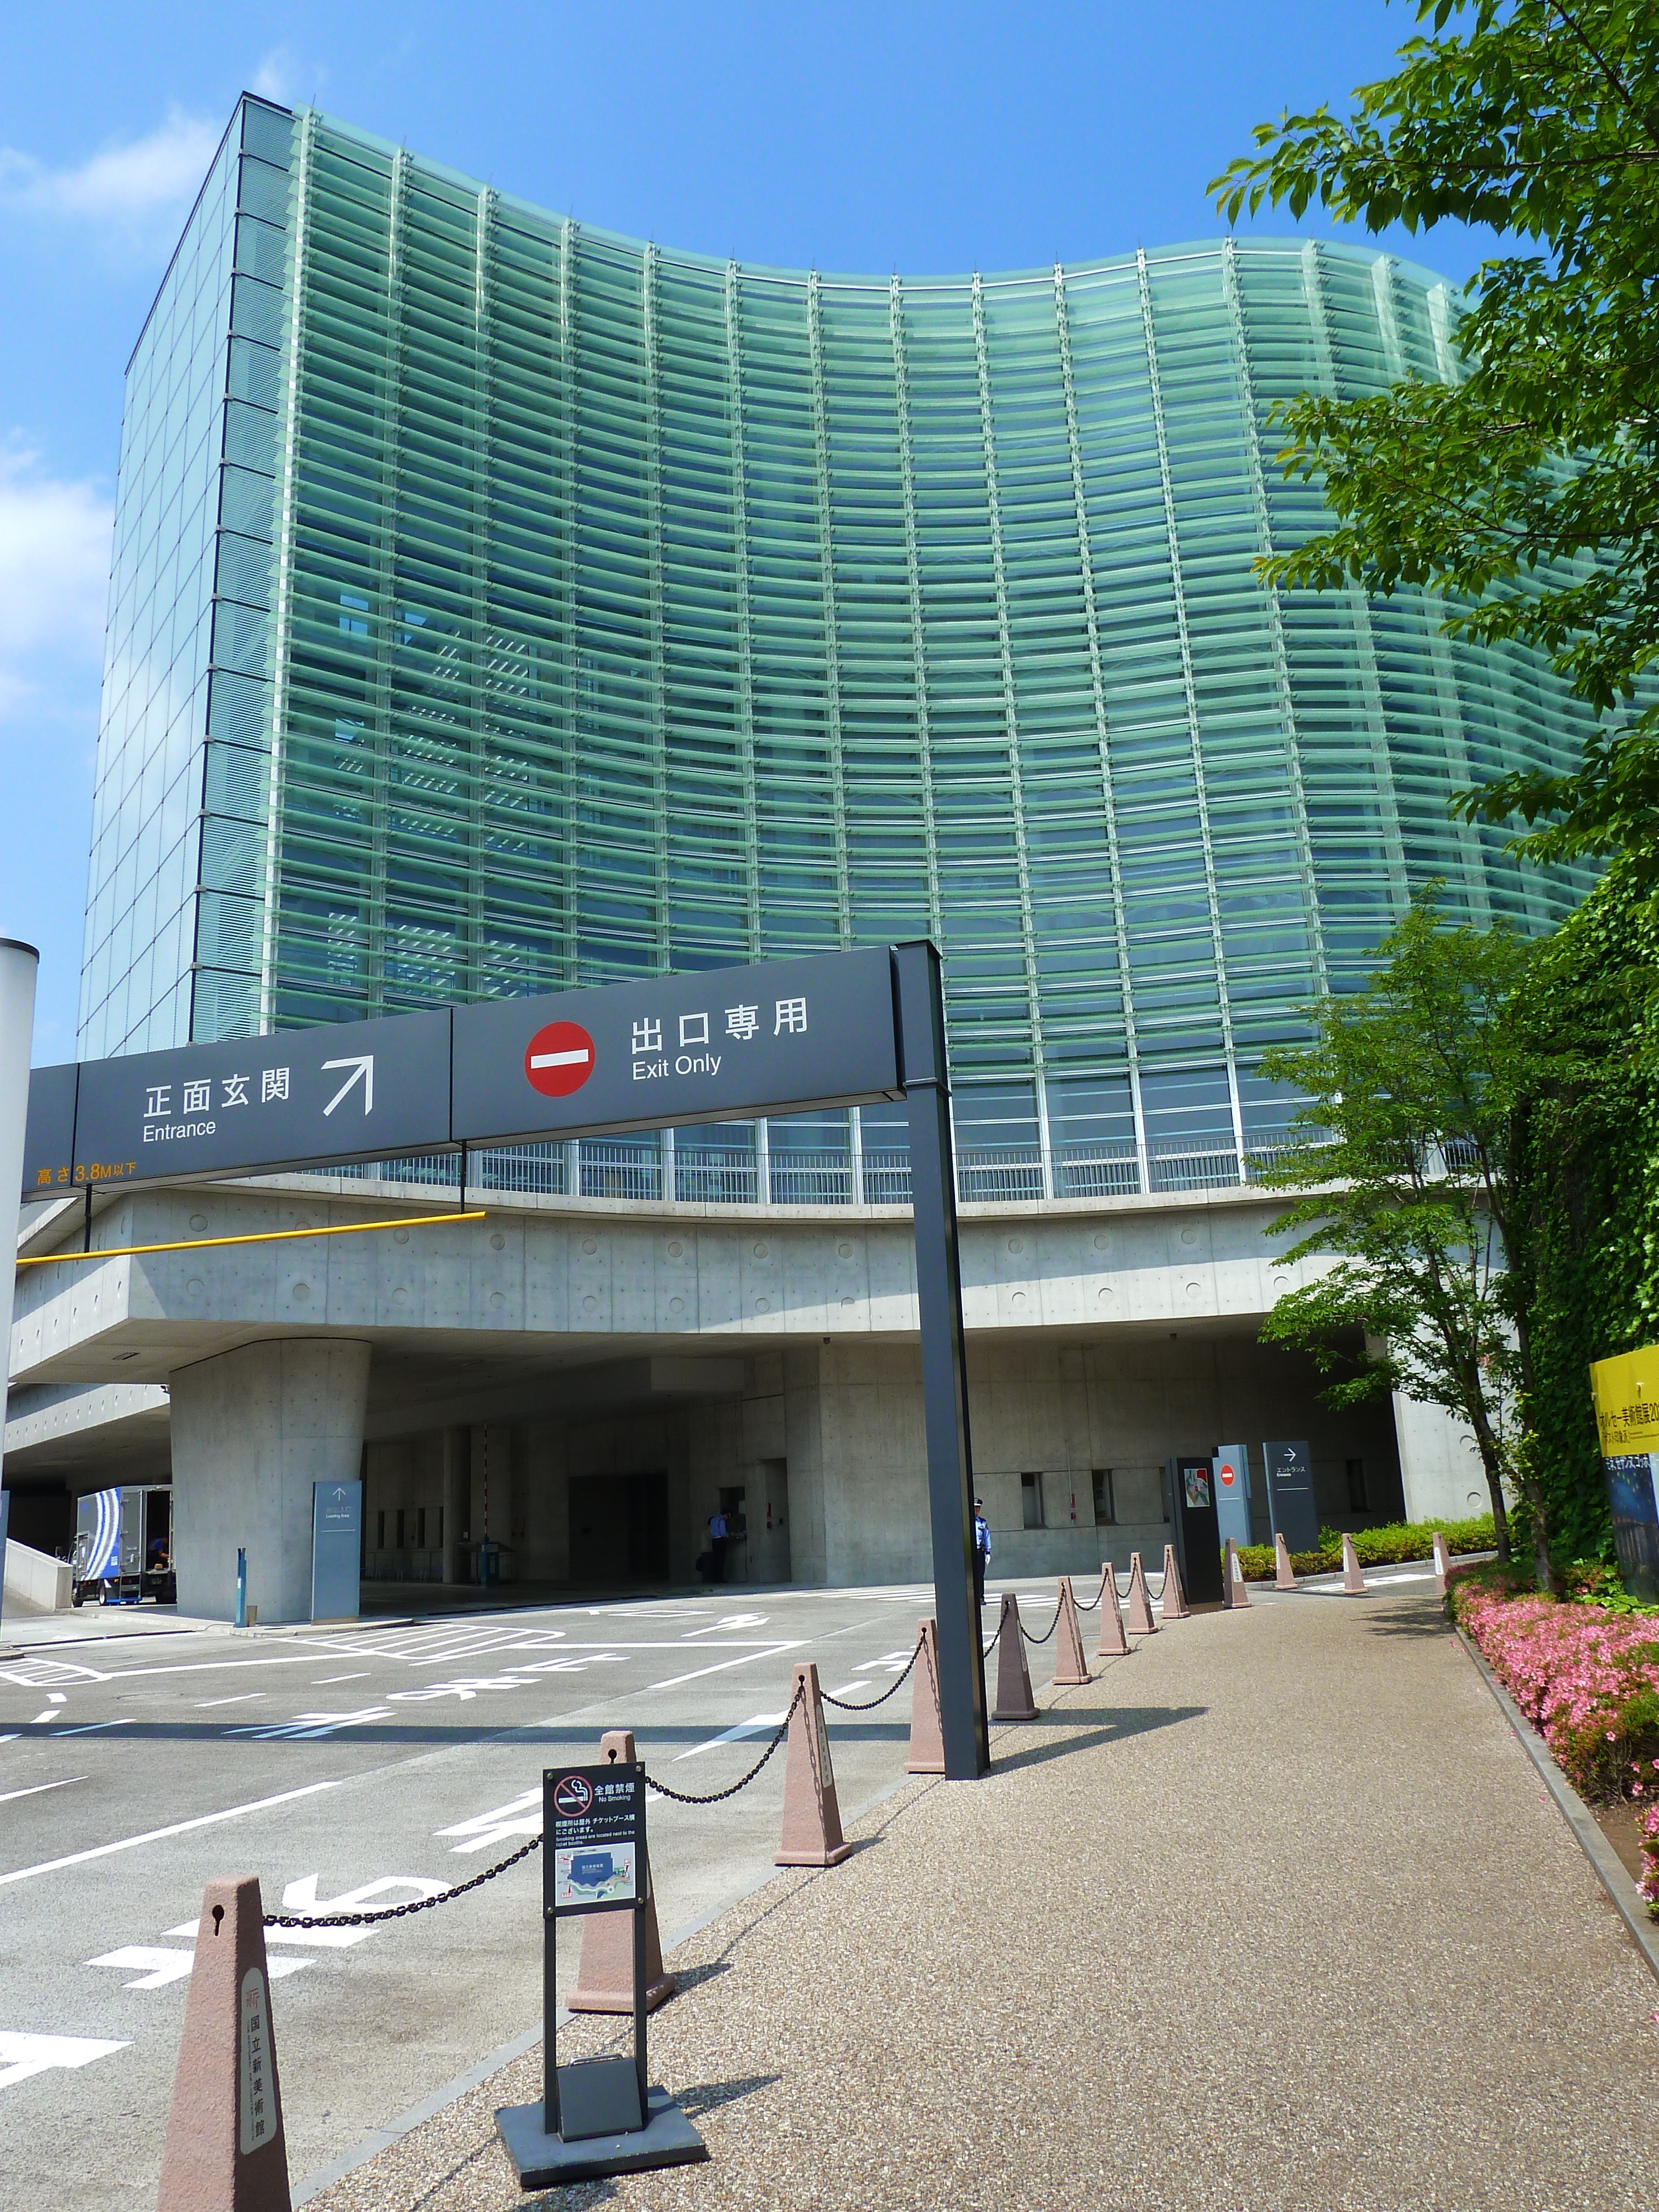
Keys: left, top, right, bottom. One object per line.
{"left": 1451, "top": 1571, "right": 1659, "bottom": 1804}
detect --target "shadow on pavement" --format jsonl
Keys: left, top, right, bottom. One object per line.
{"left": 677, "top": 2071, "right": 782, "bottom": 2120}
{"left": 1359, "top": 1601, "right": 1458, "bottom": 1641}
{"left": 993, "top": 1704, "right": 1206, "bottom": 1775}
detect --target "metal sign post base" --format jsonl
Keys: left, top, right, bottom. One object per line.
{"left": 496, "top": 1761, "right": 708, "bottom": 2190}
{"left": 497, "top": 2083, "right": 707, "bottom": 2187}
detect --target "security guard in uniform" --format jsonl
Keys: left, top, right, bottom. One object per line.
{"left": 972, "top": 1498, "right": 991, "bottom": 1614}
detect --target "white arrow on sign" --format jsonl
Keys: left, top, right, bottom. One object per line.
{"left": 321, "top": 1055, "right": 374, "bottom": 1117}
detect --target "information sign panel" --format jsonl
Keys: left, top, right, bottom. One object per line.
{"left": 68, "top": 1010, "right": 452, "bottom": 1189}
{"left": 1262, "top": 1439, "right": 1319, "bottom": 1555}
{"left": 311, "top": 1479, "right": 363, "bottom": 1623}
{"left": 545, "top": 1764, "right": 647, "bottom": 1917}
{"left": 1212, "top": 1442, "right": 1251, "bottom": 1551}
{"left": 1589, "top": 1345, "right": 1659, "bottom": 1600}
{"left": 453, "top": 948, "right": 900, "bottom": 1149}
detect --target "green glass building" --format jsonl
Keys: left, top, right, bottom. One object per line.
{"left": 80, "top": 93, "right": 1600, "bottom": 1196}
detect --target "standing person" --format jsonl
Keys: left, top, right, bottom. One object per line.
{"left": 973, "top": 1498, "right": 990, "bottom": 1614}
{"left": 708, "top": 1506, "right": 729, "bottom": 1585}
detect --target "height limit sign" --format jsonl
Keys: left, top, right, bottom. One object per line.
{"left": 545, "top": 1765, "right": 647, "bottom": 1917}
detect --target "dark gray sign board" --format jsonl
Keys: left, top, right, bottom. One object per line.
{"left": 17, "top": 941, "right": 988, "bottom": 1783}
{"left": 22, "top": 1060, "right": 77, "bottom": 1199}
{"left": 69, "top": 1009, "right": 452, "bottom": 1191}
{"left": 1263, "top": 1439, "right": 1320, "bottom": 1555}
{"left": 311, "top": 1479, "right": 363, "bottom": 1622}
{"left": 452, "top": 946, "right": 901, "bottom": 1148}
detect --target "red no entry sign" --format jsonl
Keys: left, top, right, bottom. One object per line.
{"left": 524, "top": 1021, "right": 596, "bottom": 1098}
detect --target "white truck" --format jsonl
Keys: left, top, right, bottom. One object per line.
{"left": 71, "top": 1485, "right": 175, "bottom": 1606}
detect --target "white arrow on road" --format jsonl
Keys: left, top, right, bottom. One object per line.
{"left": 321, "top": 1054, "right": 374, "bottom": 1117}
{"left": 0, "top": 2031, "right": 128, "bottom": 2091}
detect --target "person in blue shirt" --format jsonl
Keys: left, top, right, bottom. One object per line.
{"left": 973, "top": 1499, "right": 990, "bottom": 1613}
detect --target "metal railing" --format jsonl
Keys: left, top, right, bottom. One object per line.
{"left": 332, "top": 1134, "right": 1321, "bottom": 1209}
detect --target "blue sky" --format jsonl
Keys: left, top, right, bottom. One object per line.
{"left": 0, "top": 1, "right": 1489, "bottom": 1065}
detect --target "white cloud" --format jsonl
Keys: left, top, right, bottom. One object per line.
{"left": 0, "top": 108, "right": 221, "bottom": 236}
{"left": 0, "top": 443, "right": 114, "bottom": 723}
{"left": 252, "top": 48, "right": 298, "bottom": 103}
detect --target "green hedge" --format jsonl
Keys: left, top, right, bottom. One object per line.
{"left": 1235, "top": 1512, "right": 1496, "bottom": 1582}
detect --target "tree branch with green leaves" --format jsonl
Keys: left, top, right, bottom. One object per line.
{"left": 1212, "top": 0, "right": 1659, "bottom": 869}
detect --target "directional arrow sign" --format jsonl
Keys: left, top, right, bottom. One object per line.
{"left": 322, "top": 1055, "right": 374, "bottom": 1117}
{"left": 68, "top": 1011, "right": 451, "bottom": 1190}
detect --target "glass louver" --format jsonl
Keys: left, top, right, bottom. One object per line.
{"left": 78, "top": 95, "right": 1603, "bottom": 1197}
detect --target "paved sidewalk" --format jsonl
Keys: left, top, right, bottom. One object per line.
{"left": 305, "top": 1588, "right": 1659, "bottom": 2212}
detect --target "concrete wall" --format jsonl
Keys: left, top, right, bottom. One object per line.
{"left": 170, "top": 1338, "right": 371, "bottom": 1622}
{"left": 346, "top": 1332, "right": 1404, "bottom": 1592}
{"left": 3, "top": 1536, "right": 72, "bottom": 1612}
{"left": 1393, "top": 1392, "right": 1491, "bottom": 1525}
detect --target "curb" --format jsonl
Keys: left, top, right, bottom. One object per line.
{"left": 1454, "top": 1623, "right": 1659, "bottom": 1988}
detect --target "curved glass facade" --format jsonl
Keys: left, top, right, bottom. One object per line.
{"left": 81, "top": 96, "right": 1600, "bottom": 1194}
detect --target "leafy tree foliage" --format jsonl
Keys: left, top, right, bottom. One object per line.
{"left": 1259, "top": 899, "right": 1542, "bottom": 1572}
{"left": 1213, "top": 1, "right": 1659, "bottom": 868}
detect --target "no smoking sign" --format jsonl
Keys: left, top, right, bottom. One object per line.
{"left": 524, "top": 1021, "right": 596, "bottom": 1098}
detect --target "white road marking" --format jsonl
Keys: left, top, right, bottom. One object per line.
{"left": 89, "top": 1945, "right": 315, "bottom": 1989}
{"left": 312, "top": 1673, "right": 370, "bottom": 1685}
{"left": 436, "top": 1789, "right": 541, "bottom": 1854}
{"left": 51, "top": 1718, "right": 137, "bottom": 1737}
{"left": 0, "top": 1777, "right": 349, "bottom": 1889}
{"left": 229, "top": 1707, "right": 390, "bottom": 1740}
{"left": 86, "top": 1947, "right": 199, "bottom": 1990}
{"left": 196, "top": 1693, "right": 266, "bottom": 1708}
{"left": 673, "top": 1710, "right": 788, "bottom": 1762}
{"left": 0, "top": 2031, "right": 128, "bottom": 2091}
{"left": 680, "top": 1614, "right": 770, "bottom": 1640}
{"left": 28, "top": 1712, "right": 60, "bottom": 1726}
{"left": 648, "top": 1641, "right": 804, "bottom": 1691}
{"left": 0, "top": 1778, "right": 86, "bottom": 1808}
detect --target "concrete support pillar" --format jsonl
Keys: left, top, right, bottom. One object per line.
{"left": 169, "top": 1338, "right": 372, "bottom": 1623}
{"left": 1391, "top": 1391, "right": 1488, "bottom": 1525}
{"left": 440, "top": 1426, "right": 468, "bottom": 1583}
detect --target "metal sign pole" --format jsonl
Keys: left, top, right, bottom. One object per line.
{"left": 893, "top": 941, "right": 989, "bottom": 1780}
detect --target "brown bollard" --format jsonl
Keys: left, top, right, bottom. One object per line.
{"left": 1160, "top": 1543, "right": 1191, "bottom": 1622}
{"left": 1274, "top": 1532, "right": 1298, "bottom": 1590}
{"left": 1223, "top": 1539, "right": 1251, "bottom": 1609}
{"left": 1342, "top": 1532, "right": 1368, "bottom": 1595}
{"left": 156, "top": 1876, "right": 291, "bottom": 2212}
{"left": 1124, "top": 1552, "right": 1157, "bottom": 1636}
{"left": 775, "top": 1663, "right": 853, "bottom": 1866}
{"left": 1096, "top": 1563, "right": 1129, "bottom": 1657}
{"left": 568, "top": 1729, "right": 676, "bottom": 2015}
{"left": 1051, "top": 1578, "right": 1091, "bottom": 1686}
{"left": 992, "top": 1593, "right": 1039, "bottom": 1719}
{"left": 1432, "top": 1530, "right": 1450, "bottom": 1598}
{"left": 906, "top": 1619, "right": 946, "bottom": 1774}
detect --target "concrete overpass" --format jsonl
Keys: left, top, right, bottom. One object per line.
{"left": 7, "top": 1167, "right": 1483, "bottom": 1618}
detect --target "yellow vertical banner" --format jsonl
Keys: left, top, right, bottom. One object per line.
{"left": 1588, "top": 1345, "right": 1659, "bottom": 1599}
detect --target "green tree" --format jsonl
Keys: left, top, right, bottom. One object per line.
{"left": 1213, "top": 1, "right": 1659, "bottom": 869}
{"left": 1258, "top": 898, "right": 1540, "bottom": 1574}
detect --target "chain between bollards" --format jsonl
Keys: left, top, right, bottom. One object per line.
{"left": 1019, "top": 1606, "right": 1061, "bottom": 1646}
{"left": 265, "top": 1834, "right": 542, "bottom": 1928}
{"left": 819, "top": 1631, "right": 925, "bottom": 1710}
{"left": 264, "top": 1646, "right": 905, "bottom": 1916}
{"left": 641, "top": 1677, "right": 807, "bottom": 1806}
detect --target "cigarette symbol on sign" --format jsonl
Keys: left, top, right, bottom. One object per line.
{"left": 524, "top": 1022, "right": 597, "bottom": 1099}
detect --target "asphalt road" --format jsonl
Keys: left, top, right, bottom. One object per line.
{"left": 0, "top": 1579, "right": 1063, "bottom": 2210}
